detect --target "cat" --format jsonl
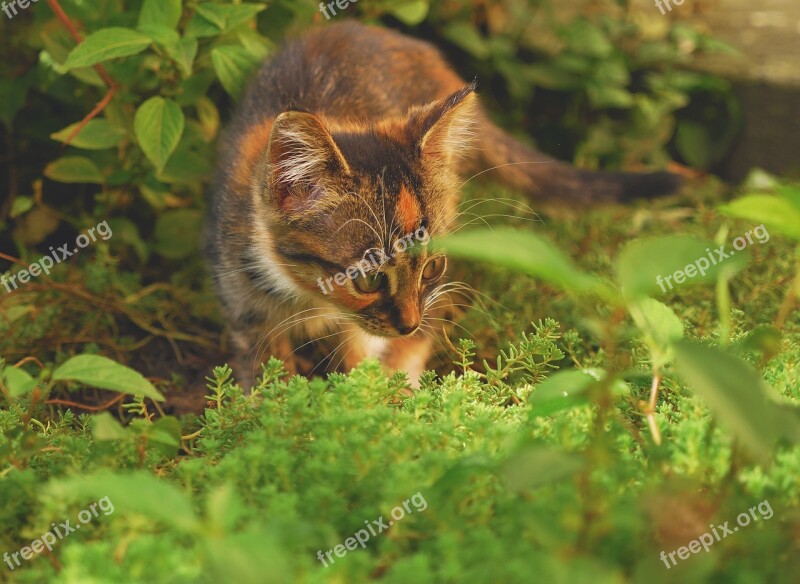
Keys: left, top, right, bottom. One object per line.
{"left": 205, "top": 21, "right": 682, "bottom": 387}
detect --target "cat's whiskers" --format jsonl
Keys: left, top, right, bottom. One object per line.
{"left": 247, "top": 306, "right": 333, "bottom": 369}
{"left": 457, "top": 160, "right": 553, "bottom": 191}
{"left": 211, "top": 262, "right": 264, "bottom": 281}
{"left": 334, "top": 216, "right": 384, "bottom": 248}
{"left": 346, "top": 189, "right": 388, "bottom": 251}
{"left": 286, "top": 318, "right": 352, "bottom": 359}
{"left": 312, "top": 331, "right": 355, "bottom": 375}
{"left": 378, "top": 170, "right": 390, "bottom": 249}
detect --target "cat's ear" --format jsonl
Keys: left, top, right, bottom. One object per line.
{"left": 266, "top": 110, "right": 350, "bottom": 214}
{"left": 407, "top": 81, "right": 478, "bottom": 166}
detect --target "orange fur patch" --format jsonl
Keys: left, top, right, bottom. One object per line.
{"left": 397, "top": 185, "right": 421, "bottom": 233}
{"left": 231, "top": 118, "right": 274, "bottom": 192}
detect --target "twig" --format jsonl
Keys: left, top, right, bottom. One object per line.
{"left": 46, "top": 0, "right": 119, "bottom": 146}
{"left": 45, "top": 393, "right": 125, "bottom": 411}
{"left": 645, "top": 373, "right": 662, "bottom": 446}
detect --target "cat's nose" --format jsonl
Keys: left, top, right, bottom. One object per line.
{"left": 397, "top": 323, "right": 419, "bottom": 336}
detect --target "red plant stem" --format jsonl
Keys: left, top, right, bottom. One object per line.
{"left": 46, "top": 0, "right": 119, "bottom": 145}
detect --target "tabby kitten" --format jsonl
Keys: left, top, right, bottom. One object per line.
{"left": 206, "top": 21, "right": 680, "bottom": 386}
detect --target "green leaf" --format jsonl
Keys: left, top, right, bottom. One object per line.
{"left": 138, "top": 0, "right": 182, "bottom": 30}
{"left": 530, "top": 369, "right": 629, "bottom": 418}
{"left": 211, "top": 46, "right": 260, "bottom": 100}
{"left": 185, "top": 13, "right": 220, "bottom": 38}
{"left": 206, "top": 531, "right": 290, "bottom": 584}
{"left": 44, "top": 156, "right": 104, "bottom": 184}
{"left": 47, "top": 470, "right": 199, "bottom": 532}
{"left": 10, "top": 196, "right": 33, "bottom": 219}
{"left": 52, "top": 355, "right": 165, "bottom": 401}
{"left": 1, "top": 365, "right": 37, "bottom": 398}
{"left": 565, "top": 19, "right": 613, "bottom": 58}
{"left": 587, "top": 84, "right": 634, "bottom": 109}
{"left": 159, "top": 148, "right": 211, "bottom": 185}
{"left": 51, "top": 119, "right": 126, "bottom": 150}
{"left": 432, "top": 228, "right": 611, "bottom": 297}
{"left": 720, "top": 195, "right": 800, "bottom": 240}
{"left": 154, "top": 209, "right": 203, "bottom": 259}
{"left": 134, "top": 97, "right": 185, "bottom": 173}
{"left": 674, "top": 342, "right": 797, "bottom": 462}
{"left": 628, "top": 298, "right": 683, "bottom": 368}
{"left": 196, "top": 3, "right": 266, "bottom": 31}
{"left": 138, "top": 24, "right": 180, "bottom": 48}
{"left": 64, "top": 28, "right": 152, "bottom": 69}
{"left": 616, "top": 235, "right": 750, "bottom": 299}
{"left": 206, "top": 484, "right": 247, "bottom": 532}
{"left": 92, "top": 412, "right": 130, "bottom": 441}
{"left": 391, "top": 0, "right": 430, "bottom": 25}
{"left": 107, "top": 217, "right": 149, "bottom": 262}
{"left": 149, "top": 416, "right": 182, "bottom": 449}
{"left": 174, "top": 37, "right": 198, "bottom": 78}
{"left": 524, "top": 63, "right": 581, "bottom": 90}
{"left": 500, "top": 446, "right": 584, "bottom": 492}
{"left": 676, "top": 120, "right": 713, "bottom": 168}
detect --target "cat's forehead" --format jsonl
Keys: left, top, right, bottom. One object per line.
{"left": 327, "top": 193, "right": 425, "bottom": 263}
{"left": 331, "top": 131, "right": 419, "bottom": 189}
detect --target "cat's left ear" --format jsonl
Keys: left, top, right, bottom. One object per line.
{"left": 407, "top": 81, "right": 478, "bottom": 166}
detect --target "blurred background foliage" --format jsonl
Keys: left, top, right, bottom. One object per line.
{"left": 2, "top": 2, "right": 800, "bottom": 583}
{"left": 0, "top": 0, "right": 738, "bottom": 272}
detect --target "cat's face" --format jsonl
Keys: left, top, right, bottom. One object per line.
{"left": 255, "top": 84, "right": 477, "bottom": 337}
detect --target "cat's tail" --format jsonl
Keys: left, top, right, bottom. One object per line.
{"left": 466, "top": 117, "right": 683, "bottom": 204}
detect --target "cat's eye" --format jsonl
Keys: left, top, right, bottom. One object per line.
{"left": 422, "top": 257, "right": 446, "bottom": 282}
{"left": 354, "top": 272, "right": 386, "bottom": 294}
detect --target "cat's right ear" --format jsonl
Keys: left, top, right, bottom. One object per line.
{"left": 266, "top": 111, "right": 350, "bottom": 214}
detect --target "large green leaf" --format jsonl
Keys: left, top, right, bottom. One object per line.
{"left": 134, "top": 97, "right": 185, "bottom": 173}
{"left": 44, "top": 156, "right": 104, "bottom": 184}
{"left": 92, "top": 412, "right": 130, "bottom": 441}
{"left": 52, "top": 355, "right": 165, "bottom": 401}
{"left": 720, "top": 195, "right": 800, "bottom": 240}
{"left": 211, "top": 46, "right": 260, "bottom": 99}
{"left": 530, "top": 368, "right": 629, "bottom": 418}
{"left": 47, "top": 471, "right": 199, "bottom": 532}
{"left": 138, "top": 0, "right": 182, "bottom": 30}
{"left": 1, "top": 364, "right": 37, "bottom": 398}
{"left": 616, "top": 235, "right": 749, "bottom": 299}
{"left": 51, "top": 119, "right": 126, "bottom": 150}
{"left": 674, "top": 342, "right": 798, "bottom": 462}
{"left": 500, "top": 446, "right": 584, "bottom": 492}
{"left": 64, "top": 28, "right": 152, "bottom": 69}
{"left": 432, "top": 228, "right": 610, "bottom": 297}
